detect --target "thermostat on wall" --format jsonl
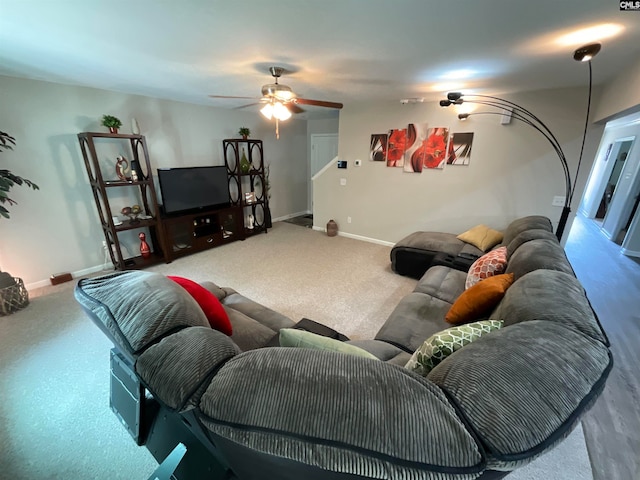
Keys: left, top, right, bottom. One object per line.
{"left": 337, "top": 160, "right": 347, "bottom": 169}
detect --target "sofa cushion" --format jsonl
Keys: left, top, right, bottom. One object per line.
{"left": 501, "top": 215, "right": 553, "bottom": 246}
{"left": 226, "top": 307, "right": 278, "bottom": 352}
{"left": 199, "top": 347, "right": 485, "bottom": 477}
{"left": 405, "top": 320, "right": 503, "bottom": 376}
{"left": 457, "top": 224, "right": 503, "bottom": 251}
{"left": 74, "top": 271, "right": 209, "bottom": 354}
{"left": 375, "top": 292, "right": 454, "bottom": 352}
{"left": 465, "top": 246, "right": 508, "bottom": 289}
{"left": 491, "top": 269, "right": 608, "bottom": 344}
{"left": 220, "top": 292, "right": 295, "bottom": 332}
{"left": 279, "top": 328, "right": 378, "bottom": 360}
{"left": 168, "top": 276, "right": 232, "bottom": 335}
{"left": 505, "top": 238, "right": 574, "bottom": 281}
{"left": 427, "top": 321, "right": 611, "bottom": 468}
{"left": 414, "top": 265, "right": 467, "bottom": 304}
{"left": 136, "top": 326, "right": 240, "bottom": 411}
{"left": 445, "top": 273, "right": 515, "bottom": 325}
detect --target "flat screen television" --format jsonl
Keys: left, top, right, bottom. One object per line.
{"left": 157, "top": 166, "right": 230, "bottom": 216}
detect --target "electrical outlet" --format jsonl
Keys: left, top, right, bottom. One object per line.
{"left": 552, "top": 196, "right": 565, "bottom": 207}
{"left": 347, "top": 216, "right": 352, "bottom": 224}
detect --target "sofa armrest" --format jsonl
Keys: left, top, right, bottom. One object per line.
{"left": 197, "top": 347, "right": 485, "bottom": 478}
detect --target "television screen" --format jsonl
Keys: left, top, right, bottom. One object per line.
{"left": 157, "top": 166, "right": 230, "bottom": 215}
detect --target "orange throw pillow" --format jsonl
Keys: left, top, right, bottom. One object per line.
{"left": 446, "top": 273, "right": 515, "bottom": 325}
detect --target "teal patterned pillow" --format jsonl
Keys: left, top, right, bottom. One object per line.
{"left": 405, "top": 320, "right": 503, "bottom": 376}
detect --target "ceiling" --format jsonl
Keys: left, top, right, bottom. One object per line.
{"left": 1, "top": 0, "right": 638, "bottom": 119}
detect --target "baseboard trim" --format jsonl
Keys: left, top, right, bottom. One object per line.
{"left": 273, "top": 210, "right": 312, "bottom": 222}
{"left": 311, "top": 226, "right": 395, "bottom": 247}
{"left": 26, "top": 264, "right": 111, "bottom": 291}
{"left": 621, "top": 247, "right": 640, "bottom": 258}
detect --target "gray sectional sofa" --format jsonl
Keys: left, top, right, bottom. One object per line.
{"left": 75, "top": 215, "right": 612, "bottom": 480}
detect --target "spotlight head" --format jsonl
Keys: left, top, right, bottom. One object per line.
{"left": 447, "top": 92, "right": 463, "bottom": 101}
{"left": 573, "top": 43, "right": 601, "bottom": 62}
{"left": 439, "top": 99, "right": 452, "bottom": 107}
{"left": 458, "top": 113, "right": 470, "bottom": 120}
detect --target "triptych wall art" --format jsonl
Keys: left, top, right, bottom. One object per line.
{"left": 370, "top": 124, "right": 474, "bottom": 171}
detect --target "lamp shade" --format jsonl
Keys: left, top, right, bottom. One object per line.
{"left": 573, "top": 43, "right": 601, "bottom": 62}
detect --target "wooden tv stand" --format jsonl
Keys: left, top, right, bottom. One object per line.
{"left": 161, "top": 205, "right": 246, "bottom": 262}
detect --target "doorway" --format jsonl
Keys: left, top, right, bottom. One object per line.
{"left": 309, "top": 134, "right": 338, "bottom": 210}
{"left": 595, "top": 140, "right": 632, "bottom": 220}
{"left": 600, "top": 138, "right": 638, "bottom": 243}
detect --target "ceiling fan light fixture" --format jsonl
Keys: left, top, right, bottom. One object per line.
{"left": 273, "top": 101, "right": 292, "bottom": 121}
{"left": 260, "top": 103, "right": 274, "bottom": 120}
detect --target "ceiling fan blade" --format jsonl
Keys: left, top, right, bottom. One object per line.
{"left": 234, "top": 103, "right": 261, "bottom": 110}
{"left": 209, "top": 95, "right": 261, "bottom": 100}
{"left": 295, "top": 98, "right": 343, "bottom": 109}
{"left": 287, "top": 103, "right": 305, "bottom": 114}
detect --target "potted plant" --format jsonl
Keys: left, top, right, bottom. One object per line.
{"left": 1, "top": 131, "right": 39, "bottom": 219}
{"left": 0, "top": 130, "right": 37, "bottom": 315}
{"left": 238, "top": 127, "right": 251, "bottom": 140}
{"left": 101, "top": 115, "right": 123, "bottom": 134}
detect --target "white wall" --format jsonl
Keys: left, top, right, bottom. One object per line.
{"left": 314, "top": 87, "right": 603, "bottom": 244}
{"left": 593, "top": 56, "right": 640, "bottom": 123}
{"left": 0, "top": 75, "right": 308, "bottom": 287}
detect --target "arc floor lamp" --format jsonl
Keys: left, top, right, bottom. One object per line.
{"left": 440, "top": 43, "right": 601, "bottom": 240}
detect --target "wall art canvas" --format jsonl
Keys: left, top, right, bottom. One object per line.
{"left": 369, "top": 133, "right": 388, "bottom": 161}
{"left": 422, "top": 127, "right": 450, "bottom": 169}
{"left": 403, "top": 122, "right": 429, "bottom": 173}
{"left": 446, "top": 132, "right": 474, "bottom": 165}
{"left": 386, "top": 128, "right": 406, "bottom": 167}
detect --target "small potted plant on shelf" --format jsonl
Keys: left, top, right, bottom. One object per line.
{"left": 238, "top": 127, "right": 250, "bottom": 140}
{"left": 101, "top": 115, "right": 123, "bottom": 134}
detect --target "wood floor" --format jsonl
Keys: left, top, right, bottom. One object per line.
{"left": 564, "top": 214, "right": 640, "bottom": 480}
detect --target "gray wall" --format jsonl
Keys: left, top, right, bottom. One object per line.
{"left": 314, "top": 87, "right": 603, "bottom": 244}
{"left": 0, "top": 75, "right": 308, "bottom": 287}
{"left": 593, "top": 56, "right": 640, "bottom": 123}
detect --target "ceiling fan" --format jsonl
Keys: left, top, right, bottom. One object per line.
{"left": 209, "top": 66, "right": 343, "bottom": 137}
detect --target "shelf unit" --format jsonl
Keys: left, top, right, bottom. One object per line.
{"left": 78, "top": 132, "right": 167, "bottom": 270}
{"left": 223, "top": 139, "right": 270, "bottom": 237}
{"left": 161, "top": 205, "right": 245, "bottom": 262}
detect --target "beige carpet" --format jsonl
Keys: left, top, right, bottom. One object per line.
{"left": 0, "top": 222, "right": 592, "bottom": 479}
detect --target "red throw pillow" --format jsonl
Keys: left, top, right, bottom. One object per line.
{"left": 168, "top": 276, "right": 232, "bottom": 336}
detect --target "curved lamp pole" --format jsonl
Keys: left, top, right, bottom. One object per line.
{"left": 439, "top": 43, "right": 600, "bottom": 241}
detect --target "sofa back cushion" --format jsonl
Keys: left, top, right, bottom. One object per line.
{"left": 492, "top": 269, "right": 608, "bottom": 344}
{"left": 136, "top": 326, "right": 241, "bottom": 411}
{"left": 505, "top": 238, "right": 573, "bottom": 281}
{"left": 501, "top": 215, "right": 553, "bottom": 246}
{"left": 74, "top": 271, "right": 210, "bottom": 356}
{"left": 506, "top": 229, "right": 559, "bottom": 259}
{"left": 427, "top": 321, "right": 611, "bottom": 470}
{"left": 199, "top": 347, "right": 485, "bottom": 477}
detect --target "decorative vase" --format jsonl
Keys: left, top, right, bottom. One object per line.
{"left": 108, "top": 127, "right": 119, "bottom": 134}
{"left": 326, "top": 219, "right": 338, "bottom": 237}
{"left": 131, "top": 117, "right": 140, "bottom": 134}
{"left": 241, "top": 134, "right": 248, "bottom": 140}
{"left": 139, "top": 232, "right": 151, "bottom": 258}
{"left": 239, "top": 148, "right": 251, "bottom": 173}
